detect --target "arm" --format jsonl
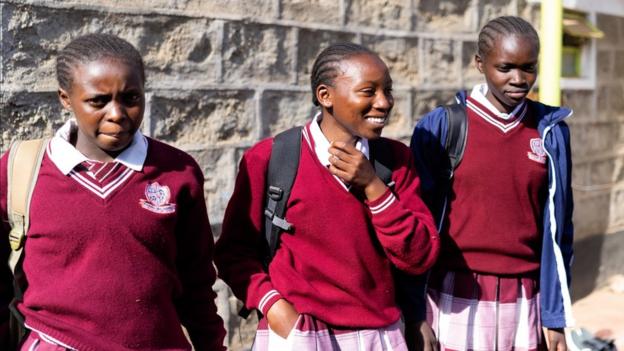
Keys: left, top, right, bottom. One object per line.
{"left": 213, "top": 140, "right": 286, "bottom": 318}
{"left": 560, "top": 122, "right": 574, "bottom": 287}
{"left": 175, "top": 163, "right": 226, "bottom": 351}
{"left": 544, "top": 122, "right": 574, "bottom": 351}
{"left": 327, "top": 141, "right": 439, "bottom": 275}
{"left": 400, "top": 113, "right": 449, "bottom": 349}
{"left": 366, "top": 146, "right": 440, "bottom": 275}
{"left": 0, "top": 152, "right": 15, "bottom": 348}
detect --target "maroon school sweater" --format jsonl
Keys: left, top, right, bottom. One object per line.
{"left": 215, "top": 124, "right": 440, "bottom": 328}
{"left": 439, "top": 97, "right": 548, "bottom": 275}
{"left": 0, "top": 137, "right": 225, "bottom": 351}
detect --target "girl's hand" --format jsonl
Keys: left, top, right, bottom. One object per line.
{"left": 546, "top": 328, "right": 567, "bottom": 351}
{"left": 266, "top": 299, "right": 299, "bottom": 339}
{"left": 405, "top": 320, "right": 439, "bottom": 351}
{"left": 328, "top": 141, "right": 387, "bottom": 200}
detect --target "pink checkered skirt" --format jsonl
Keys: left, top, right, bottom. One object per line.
{"left": 252, "top": 314, "right": 407, "bottom": 351}
{"left": 426, "top": 270, "right": 544, "bottom": 351}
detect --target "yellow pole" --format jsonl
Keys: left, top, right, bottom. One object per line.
{"left": 539, "top": 0, "right": 563, "bottom": 106}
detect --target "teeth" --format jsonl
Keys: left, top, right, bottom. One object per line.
{"left": 366, "top": 117, "right": 386, "bottom": 125}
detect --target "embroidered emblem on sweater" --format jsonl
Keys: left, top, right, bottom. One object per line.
{"left": 527, "top": 138, "right": 546, "bottom": 164}
{"left": 140, "top": 182, "right": 176, "bottom": 214}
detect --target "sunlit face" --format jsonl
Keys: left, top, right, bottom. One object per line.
{"left": 476, "top": 34, "right": 538, "bottom": 113}
{"left": 317, "top": 53, "right": 394, "bottom": 141}
{"left": 59, "top": 57, "right": 145, "bottom": 161}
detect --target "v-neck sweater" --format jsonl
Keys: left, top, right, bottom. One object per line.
{"left": 0, "top": 138, "right": 225, "bottom": 351}
{"left": 215, "top": 125, "right": 439, "bottom": 328}
{"left": 439, "top": 97, "right": 548, "bottom": 275}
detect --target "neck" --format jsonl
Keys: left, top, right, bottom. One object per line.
{"left": 319, "top": 111, "right": 357, "bottom": 145}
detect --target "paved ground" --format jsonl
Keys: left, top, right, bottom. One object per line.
{"left": 571, "top": 275, "right": 624, "bottom": 350}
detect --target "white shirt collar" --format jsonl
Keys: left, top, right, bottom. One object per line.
{"left": 308, "top": 112, "right": 369, "bottom": 167}
{"left": 48, "top": 119, "right": 148, "bottom": 175}
{"left": 470, "top": 83, "right": 526, "bottom": 120}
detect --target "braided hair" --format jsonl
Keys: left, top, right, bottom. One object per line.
{"left": 56, "top": 33, "right": 145, "bottom": 91}
{"left": 477, "top": 16, "right": 540, "bottom": 58}
{"left": 310, "top": 42, "right": 374, "bottom": 106}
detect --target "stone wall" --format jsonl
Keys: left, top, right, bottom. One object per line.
{"left": 563, "top": 12, "right": 624, "bottom": 299}
{"left": 1, "top": 0, "right": 623, "bottom": 350}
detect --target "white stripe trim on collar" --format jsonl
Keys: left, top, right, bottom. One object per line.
{"left": 467, "top": 100, "right": 527, "bottom": 133}
{"left": 48, "top": 119, "right": 148, "bottom": 175}
{"left": 470, "top": 83, "right": 526, "bottom": 120}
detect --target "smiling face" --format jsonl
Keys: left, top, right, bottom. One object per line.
{"left": 476, "top": 34, "right": 538, "bottom": 113}
{"left": 59, "top": 57, "right": 145, "bottom": 161}
{"left": 316, "top": 53, "right": 394, "bottom": 142}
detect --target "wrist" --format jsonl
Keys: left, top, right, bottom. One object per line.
{"left": 364, "top": 177, "right": 387, "bottom": 201}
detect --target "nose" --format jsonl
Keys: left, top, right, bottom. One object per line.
{"left": 107, "top": 101, "right": 127, "bottom": 121}
{"left": 374, "top": 91, "right": 393, "bottom": 111}
{"left": 510, "top": 69, "right": 526, "bottom": 85}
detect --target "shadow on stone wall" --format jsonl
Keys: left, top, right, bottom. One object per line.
{"left": 572, "top": 231, "right": 624, "bottom": 302}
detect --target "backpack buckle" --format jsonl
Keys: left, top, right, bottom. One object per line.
{"left": 8, "top": 215, "right": 26, "bottom": 251}
{"left": 268, "top": 186, "right": 283, "bottom": 201}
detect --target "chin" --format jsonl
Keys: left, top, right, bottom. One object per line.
{"left": 362, "top": 130, "right": 383, "bottom": 140}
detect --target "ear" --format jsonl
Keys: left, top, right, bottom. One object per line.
{"left": 475, "top": 54, "right": 484, "bottom": 74}
{"left": 58, "top": 88, "right": 73, "bottom": 111}
{"left": 316, "top": 84, "right": 333, "bottom": 109}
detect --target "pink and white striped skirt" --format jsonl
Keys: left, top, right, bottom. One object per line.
{"left": 252, "top": 314, "right": 407, "bottom": 351}
{"left": 426, "top": 270, "right": 544, "bottom": 351}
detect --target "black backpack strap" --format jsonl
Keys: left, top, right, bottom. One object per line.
{"left": 368, "top": 138, "right": 395, "bottom": 189}
{"left": 264, "top": 127, "right": 302, "bottom": 260}
{"left": 239, "top": 127, "right": 302, "bottom": 320}
{"left": 443, "top": 104, "right": 468, "bottom": 177}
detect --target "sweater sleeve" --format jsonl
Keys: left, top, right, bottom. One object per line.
{"left": 174, "top": 162, "right": 226, "bottom": 351}
{"left": 214, "top": 140, "right": 283, "bottom": 316}
{"left": 365, "top": 142, "right": 440, "bottom": 275}
{"left": 393, "top": 111, "right": 449, "bottom": 323}
{"left": 0, "top": 152, "right": 15, "bottom": 347}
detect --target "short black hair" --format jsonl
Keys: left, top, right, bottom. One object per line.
{"left": 310, "top": 42, "right": 375, "bottom": 106}
{"left": 56, "top": 33, "right": 145, "bottom": 91}
{"left": 477, "top": 16, "right": 540, "bottom": 58}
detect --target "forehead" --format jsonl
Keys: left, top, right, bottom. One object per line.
{"left": 70, "top": 58, "right": 143, "bottom": 90}
{"left": 335, "top": 53, "right": 390, "bottom": 83}
{"left": 486, "top": 34, "right": 538, "bottom": 62}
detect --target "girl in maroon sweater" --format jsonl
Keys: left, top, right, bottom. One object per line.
{"left": 215, "top": 43, "right": 439, "bottom": 350}
{"left": 0, "top": 34, "right": 225, "bottom": 350}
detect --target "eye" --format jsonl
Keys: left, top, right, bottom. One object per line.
{"left": 86, "top": 96, "right": 110, "bottom": 108}
{"left": 359, "top": 88, "right": 375, "bottom": 96}
{"left": 497, "top": 65, "right": 511, "bottom": 73}
{"left": 523, "top": 64, "right": 537, "bottom": 73}
{"left": 122, "top": 92, "right": 143, "bottom": 106}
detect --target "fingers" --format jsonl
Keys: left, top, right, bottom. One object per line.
{"left": 329, "top": 141, "right": 359, "bottom": 158}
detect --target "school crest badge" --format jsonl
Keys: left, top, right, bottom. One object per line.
{"left": 527, "top": 138, "right": 546, "bottom": 164}
{"left": 140, "top": 182, "right": 176, "bottom": 214}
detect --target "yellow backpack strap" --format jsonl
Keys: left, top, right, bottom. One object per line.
{"left": 7, "top": 138, "right": 48, "bottom": 273}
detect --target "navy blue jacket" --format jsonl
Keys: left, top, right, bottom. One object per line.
{"left": 403, "top": 92, "right": 574, "bottom": 328}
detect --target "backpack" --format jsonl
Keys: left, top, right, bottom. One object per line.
{"left": 442, "top": 104, "right": 468, "bottom": 177}
{"left": 5, "top": 138, "right": 49, "bottom": 350}
{"left": 239, "top": 126, "right": 396, "bottom": 318}
{"left": 430, "top": 104, "right": 467, "bottom": 229}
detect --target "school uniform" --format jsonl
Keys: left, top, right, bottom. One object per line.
{"left": 0, "top": 120, "right": 226, "bottom": 351}
{"left": 215, "top": 114, "right": 440, "bottom": 350}
{"left": 409, "top": 84, "right": 574, "bottom": 350}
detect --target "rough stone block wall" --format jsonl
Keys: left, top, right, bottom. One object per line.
{"left": 563, "top": 12, "right": 624, "bottom": 297}
{"left": 2, "top": 0, "right": 622, "bottom": 349}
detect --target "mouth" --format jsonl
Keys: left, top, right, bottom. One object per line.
{"left": 100, "top": 131, "right": 129, "bottom": 139}
{"left": 364, "top": 115, "right": 388, "bottom": 126}
{"left": 505, "top": 90, "right": 529, "bottom": 99}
